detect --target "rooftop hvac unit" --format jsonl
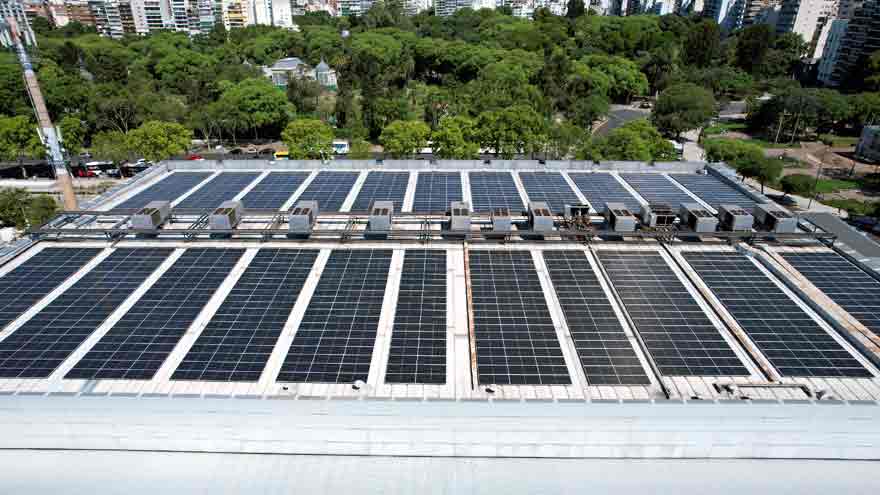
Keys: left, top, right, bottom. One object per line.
{"left": 367, "top": 200, "right": 393, "bottom": 232}
{"left": 131, "top": 201, "right": 170, "bottom": 231}
{"left": 754, "top": 203, "right": 797, "bottom": 233}
{"left": 209, "top": 200, "right": 243, "bottom": 230}
{"left": 448, "top": 201, "right": 471, "bottom": 232}
{"left": 603, "top": 202, "right": 636, "bottom": 232}
{"left": 564, "top": 204, "right": 592, "bottom": 219}
{"left": 490, "top": 207, "right": 512, "bottom": 234}
{"left": 528, "top": 202, "right": 554, "bottom": 232}
{"left": 288, "top": 200, "right": 318, "bottom": 236}
{"left": 680, "top": 203, "right": 718, "bottom": 233}
{"left": 639, "top": 202, "right": 677, "bottom": 227}
{"left": 718, "top": 204, "right": 754, "bottom": 232}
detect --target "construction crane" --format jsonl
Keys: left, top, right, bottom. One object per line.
{"left": 1, "top": 16, "right": 77, "bottom": 210}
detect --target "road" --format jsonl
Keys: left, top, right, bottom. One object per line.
{"left": 593, "top": 105, "right": 650, "bottom": 136}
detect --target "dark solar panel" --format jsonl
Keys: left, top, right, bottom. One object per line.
{"left": 174, "top": 172, "right": 260, "bottom": 210}
{"left": 0, "top": 248, "right": 173, "bottom": 379}
{"left": 543, "top": 250, "right": 651, "bottom": 385}
{"left": 385, "top": 249, "right": 446, "bottom": 384}
{"left": 277, "top": 249, "right": 392, "bottom": 383}
{"left": 412, "top": 172, "right": 463, "bottom": 213}
{"left": 518, "top": 172, "right": 581, "bottom": 214}
{"left": 596, "top": 250, "right": 749, "bottom": 377}
{"left": 469, "top": 250, "right": 571, "bottom": 385}
{"left": 171, "top": 248, "right": 319, "bottom": 382}
{"left": 295, "top": 171, "right": 359, "bottom": 212}
{"left": 469, "top": 172, "right": 525, "bottom": 214}
{"left": 669, "top": 174, "right": 758, "bottom": 210}
{"left": 0, "top": 247, "right": 102, "bottom": 332}
{"left": 350, "top": 171, "right": 410, "bottom": 213}
{"left": 683, "top": 251, "right": 872, "bottom": 378}
{"left": 240, "top": 172, "right": 311, "bottom": 210}
{"left": 114, "top": 172, "right": 212, "bottom": 210}
{"left": 65, "top": 248, "right": 244, "bottom": 380}
{"left": 568, "top": 172, "right": 641, "bottom": 212}
{"left": 619, "top": 173, "right": 695, "bottom": 208}
{"left": 781, "top": 252, "right": 880, "bottom": 338}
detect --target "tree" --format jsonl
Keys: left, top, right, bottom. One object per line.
{"left": 566, "top": 0, "right": 585, "bottom": 19}
{"left": 577, "top": 119, "right": 675, "bottom": 162}
{"left": 58, "top": 115, "right": 87, "bottom": 155}
{"left": 0, "top": 188, "right": 57, "bottom": 229}
{"left": 91, "top": 130, "right": 131, "bottom": 162}
{"left": 0, "top": 116, "right": 43, "bottom": 161}
{"left": 281, "top": 119, "right": 334, "bottom": 159}
{"left": 287, "top": 77, "right": 323, "bottom": 115}
{"left": 581, "top": 55, "right": 648, "bottom": 103}
{"left": 546, "top": 121, "right": 585, "bottom": 160}
{"left": 703, "top": 139, "right": 765, "bottom": 165}
{"left": 126, "top": 121, "right": 192, "bottom": 162}
{"left": 683, "top": 20, "right": 721, "bottom": 69}
{"left": 652, "top": 83, "right": 716, "bottom": 138}
{"left": 476, "top": 105, "right": 547, "bottom": 159}
{"left": 780, "top": 173, "right": 814, "bottom": 197}
{"left": 739, "top": 157, "right": 782, "bottom": 193}
{"left": 380, "top": 120, "right": 430, "bottom": 158}
{"left": 735, "top": 25, "right": 774, "bottom": 75}
{"left": 431, "top": 116, "right": 479, "bottom": 159}
{"left": 216, "top": 78, "right": 295, "bottom": 139}
{"left": 348, "top": 138, "right": 373, "bottom": 159}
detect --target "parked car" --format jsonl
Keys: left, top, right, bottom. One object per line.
{"left": 274, "top": 151, "right": 289, "bottom": 160}
{"left": 186, "top": 154, "right": 204, "bottom": 161}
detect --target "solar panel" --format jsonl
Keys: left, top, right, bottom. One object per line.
{"left": 781, "top": 252, "right": 880, "bottom": 338}
{"left": 0, "top": 248, "right": 173, "bottom": 379}
{"left": 174, "top": 172, "right": 260, "bottom": 210}
{"left": 568, "top": 173, "right": 642, "bottom": 213}
{"left": 65, "top": 248, "right": 244, "bottom": 380}
{"left": 518, "top": 172, "right": 581, "bottom": 214}
{"left": 543, "top": 250, "right": 651, "bottom": 385}
{"left": 294, "top": 171, "right": 359, "bottom": 212}
{"left": 619, "top": 173, "right": 695, "bottom": 208}
{"left": 469, "top": 250, "right": 571, "bottom": 385}
{"left": 385, "top": 249, "right": 446, "bottom": 384}
{"left": 350, "top": 172, "right": 410, "bottom": 213}
{"left": 240, "top": 172, "right": 311, "bottom": 210}
{"left": 277, "top": 249, "right": 392, "bottom": 383}
{"left": 469, "top": 172, "right": 525, "bottom": 214}
{"left": 0, "top": 247, "right": 102, "bottom": 332}
{"left": 171, "top": 248, "right": 319, "bottom": 382}
{"left": 683, "top": 251, "right": 872, "bottom": 378}
{"left": 114, "top": 172, "right": 212, "bottom": 210}
{"left": 669, "top": 174, "right": 758, "bottom": 210}
{"left": 596, "top": 250, "right": 749, "bottom": 376}
{"left": 412, "top": 172, "right": 463, "bottom": 213}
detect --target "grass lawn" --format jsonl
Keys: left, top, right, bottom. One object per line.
{"left": 818, "top": 134, "right": 860, "bottom": 147}
{"left": 814, "top": 178, "right": 860, "bottom": 193}
{"left": 823, "top": 198, "right": 878, "bottom": 216}
{"left": 703, "top": 121, "right": 747, "bottom": 135}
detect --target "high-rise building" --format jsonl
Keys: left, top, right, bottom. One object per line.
{"left": 817, "top": 18, "right": 848, "bottom": 83}
{"left": 830, "top": 0, "right": 880, "bottom": 87}
{"left": 435, "top": 0, "right": 472, "bottom": 15}
{"left": 776, "top": 0, "right": 833, "bottom": 56}
{"left": 0, "top": 0, "right": 37, "bottom": 46}
{"left": 702, "top": 0, "right": 746, "bottom": 31}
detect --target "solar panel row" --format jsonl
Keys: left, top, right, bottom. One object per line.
{"left": 567, "top": 173, "right": 641, "bottom": 213}
{"left": 175, "top": 172, "right": 260, "bottom": 210}
{"left": 350, "top": 172, "right": 409, "bottom": 213}
{"left": 115, "top": 172, "right": 211, "bottom": 210}
{"left": 412, "top": 172, "right": 463, "bottom": 213}
{"left": 240, "top": 172, "right": 311, "bottom": 210}
{"left": 668, "top": 174, "right": 757, "bottom": 210}
{"left": 619, "top": 173, "right": 695, "bottom": 208}
{"left": 469, "top": 172, "right": 525, "bottom": 214}
{"left": 295, "top": 171, "right": 359, "bottom": 212}
{"left": 518, "top": 172, "right": 581, "bottom": 214}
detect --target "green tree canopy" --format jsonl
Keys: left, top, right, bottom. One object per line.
{"left": 431, "top": 116, "right": 479, "bottom": 159}
{"left": 0, "top": 116, "right": 43, "bottom": 161}
{"left": 780, "top": 173, "right": 814, "bottom": 196}
{"left": 652, "top": 83, "right": 716, "bottom": 138}
{"left": 59, "top": 115, "right": 87, "bottom": 155}
{"left": 476, "top": 105, "right": 547, "bottom": 159}
{"left": 380, "top": 120, "right": 430, "bottom": 158}
{"left": 0, "top": 188, "right": 58, "bottom": 229}
{"left": 126, "top": 121, "right": 192, "bottom": 162}
{"left": 578, "top": 119, "right": 675, "bottom": 162}
{"left": 281, "top": 119, "right": 334, "bottom": 159}
{"left": 91, "top": 130, "right": 131, "bottom": 162}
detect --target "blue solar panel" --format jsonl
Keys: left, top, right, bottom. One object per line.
{"left": 240, "top": 172, "right": 311, "bottom": 210}
{"left": 568, "top": 172, "right": 641, "bottom": 212}
{"left": 619, "top": 173, "right": 695, "bottom": 207}
{"left": 669, "top": 174, "right": 758, "bottom": 210}
{"left": 295, "top": 171, "right": 359, "bottom": 212}
{"left": 412, "top": 172, "right": 463, "bottom": 213}
{"left": 350, "top": 172, "right": 410, "bottom": 213}
{"left": 115, "top": 172, "right": 211, "bottom": 210}
{"left": 469, "top": 172, "right": 525, "bottom": 214}
{"left": 174, "top": 172, "right": 260, "bottom": 210}
{"left": 518, "top": 172, "right": 581, "bottom": 214}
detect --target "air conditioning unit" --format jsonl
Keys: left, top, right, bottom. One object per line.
{"left": 680, "top": 203, "right": 718, "bottom": 233}
{"left": 639, "top": 202, "right": 677, "bottom": 227}
{"left": 367, "top": 200, "right": 393, "bottom": 232}
{"left": 564, "top": 204, "right": 592, "bottom": 219}
{"left": 131, "top": 201, "right": 170, "bottom": 231}
{"left": 490, "top": 207, "right": 511, "bottom": 234}
{"left": 718, "top": 204, "right": 754, "bottom": 232}
{"left": 603, "top": 202, "right": 636, "bottom": 232}
{"left": 754, "top": 203, "right": 797, "bottom": 233}
{"left": 448, "top": 201, "right": 471, "bottom": 232}
{"left": 209, "top": 200, "right": 243, "bottom": 230}
{"left": 528, "top": 201, "right": 554, "bottom": 232}
{"left": 288, "top": 200, "right": 318, "bottom": 236}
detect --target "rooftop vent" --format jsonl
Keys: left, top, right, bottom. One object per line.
{"left": 754, "top": 203, "right": 797, "bottom": 233}
{"left": 368, "top": 200, "right": 393, "bottom": 232}
{"left": 718, "top": 204, "right": 754, "bottom": 232}
{"left": 448, "top": 201, "right": 471, "bottom": 232}
{"left": 528, "top": 201, "right": 554, "bottom": 232}
{"left": 680, "top": 202, "right": 718, "bottom": 233}
{"left": 288, "top": 200, "right": 318, "bottom": 237}
{"left": 131, "top": 201, "right": 170, "bottom": 231}
{"left": 603, "top": 202, "right": 636, "bottom": 232}
{"left": 209, "top": 200, "right": 243, "bottom": 230}
{"left": 639, "top": 202, "right": 677, "bottom": 227}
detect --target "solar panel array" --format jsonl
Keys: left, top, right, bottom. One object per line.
{"left": 66, "top": 248, "right": 244, "bottom": 380}
{"left": 115, "top": 172, "right": 211, "bottom": 210}
{"left": 412, "top": 172, "right": 463, "bottom": 213}
{"left": 619, "top": 173, "right": 696, "bottom": 208}
{"left": 683, "top": 251, "right": 871, "bottom": 378}
{"left": 240, "top": 172, "right": 311, "bottom": 210}
{"left": 350, "top": 172, "right": 410, "bottom": 213}
{"left": 0, "top": 248, "right": 173, "bottom": 379}
{"left": 543, "top": 251, "right": 651, "bottom": 385}
{"left": 0, "top": 248, "right": 101, "bottom": 332}
{"left": 171, "top": 249, "right": 318, "bottom": 382}
{"left": 469, "top": 172, "right": 525, "bottom": 214}
{"left": 518, "top": 172, "right": 581, "bottom": 214}
{"left": 596, "top": 250, "right": 749, "bottom": 376}
{"left": 277, "top": 249, "right": 392, "bottom": 383}
{"left": 568, "top": 173, "right": 641, "bottom": 212}
{"left": 669, "top": 174, "right": 758, "bottom": 210}
{"left": 294, "top": 171, "right": 359, "bottom": 212}
{"left": 174, "top": 172, "right": 260, "bottom": 210}
{"left": 385, "top": 250, "right": 446, "bottom": 384}
{"left": 469, "top": 250, "right": 571, "bottom": 385}
{"left": 781, "top": 252, "right": 880, "bottom": 338}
